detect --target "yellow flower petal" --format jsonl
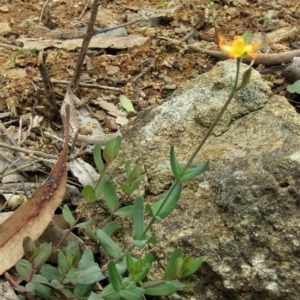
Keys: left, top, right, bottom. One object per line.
{"left": 218, "top": 34, "right": 259, "bottom": 60}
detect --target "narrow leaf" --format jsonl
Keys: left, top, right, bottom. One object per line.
{"left": 120, "top": 95, "right": 136, "bottom": 113}
{"left": 132, "top": 197, "right": 145, "bottom": 240}
{"left": 180, "top": 257, "right": 203, "bottom": 278}
{"left": 76, "top": 266, "right": 105, "bottom": 284}
{"left": 152, "top": 183, "right": 182, "bottom": 219}
{"left": 164, "top": 248, "right": 182, "bottom": 280}
{"left": 119, "top": 287, "right": 145, "bottom": 300}
{"left": 143, "top": 280, "right": 184, "bottom": 296}
{"left": 93, "top": 144, "right": 105, "bottom": 174}
{"left": 103, "top": 136, "right": 122, "bottom": 163}
{"left": 107, "top": 261, "right": 123, "bottom": 292}
{"left": 170, "top": 145, "right": 182, "bottom": 180}
{"left": 102, "top": 221, "right": 118, "bottom": 236}
{"left": 104, "top": 182, "right": 119, "bottom": 212}
{"left": 95, "top": 174, "right": 108, "bottom": 198}
{"left": 62, "top": 205, "right": 76, "bottom": 228}
{"left": 96, "top": 230, "right": 122, "bottom": 260}
{"left": 114, "top": 205, "right": 134, "bottom": 217}
{"left": 180, "top": 160, "right": 210, "bottom": 182}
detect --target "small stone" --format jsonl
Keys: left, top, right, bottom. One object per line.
{"left": 0, "top": 6, "right": 9, "bottom": 12}
{"left": 105, "top": 65, "right": 120, "bottom": 75}
{"left": 0, "top": 22, "right": 11, "bottom": 35}
{"left": 164, "top": 84, "right": 177, "bottom": 90}
{"left": 143, "top": 28, "right": 156, "bottom": 38}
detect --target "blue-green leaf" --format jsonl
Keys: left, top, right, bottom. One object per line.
{"left": 180, "top": 160, "right": 209, "bottom": 182}
{"left": 76, "top": 266, "right": 105, "bottom": 284}
{"left": 96, "top": 230, "right": 122, "bottom": 260}
{"left": 15, "top": 259, "right": 32, "bottom": 282}
{"left": 82, "top": 185, "right": 96, "bottom": 203}
{"left": 94, "top": 144, "right": 105, "bottom": 174}
{"left": 107, "top": 261, "right": 123, "bottom": 292}
{"left": 104, "top": 181, "right": 119, "bottom": 212}
{"left": 132, "top": 197, "right": 145, "bottom": 240}
{"left": 119, "top": 287, "right": 145, "bottom": 300}
{"left": 143, "top": 280, "right": 185, "bottom": 296}
{"left": 103, "top": 136, "right": 122, "bottom": 163}
{"left": 170, "top": 145, "right": 182, "bottom": 180}
{"left": 152, "top": 183, "right": 182, "bottom": 219}
{"left": 62, "top": 205, "right": 76, "bottom": 227}
{"left": 114, "top": 205, "right": 134, "bottom": 217}
{"left": 95, "top": 174, "right": 108, "bottom": 198}
{"left": 102, "top": 221, "right": 118, "bottom": 236}
{"left": 164, "top": 248, "right": 182, "bottom": 280}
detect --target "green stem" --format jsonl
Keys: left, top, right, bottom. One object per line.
{"left": 121, "top": 58, "right": 242, "bottom": 261}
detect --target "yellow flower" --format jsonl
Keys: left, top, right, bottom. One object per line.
{"left": 218, "top": 34, "right": 259, "bottom": 60}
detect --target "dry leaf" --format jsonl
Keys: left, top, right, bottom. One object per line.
{"left": 0, "top": 97, "right": 71, "bottom": 275}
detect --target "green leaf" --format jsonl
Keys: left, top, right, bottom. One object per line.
{"left": 242, "top": 30, "right": 250, "bottom": 44}
{"left": 164, "top": 248, "right": 182, "bottom": 280}
{"left": 125, "top": 161, "right": 131, "bottom": 178}
{"left": 240, "top": 67, "right": 252, "bottom": 89}
{"left": 152, "top": 182, "right": 182, "bottom": 219}
{"left": 40, "top": 265, "right": 60, "bottom": 281}
{"left": 74, "top": 283, "right": 95, "bottom": 297}
{"left": 143, "top": 280, "right": 185, "bottom": 296}
{"left": 120, "top": 95, "right": 136, "bottom": 113}
{"left": 50, "top": 279, "right": 64, "bottom": 289}
{"left": 25, "top": 282, "right": 36, "bottom": 293}
{"left": 96, "top": 230, "right": 122, "bottom": 260}
{"left": 15, "top": 259, "right": 32, "bottom": 282}
{"left": 76, "top": 266, "right": 105, "bottom": 284}
{"left": 102, "top": 221, "right": 118, "bottom": 236}
{"left": 57, "top": 252, "right": 69, "bottom": 275}
{"left": 22, "top": 236, "right": 36, "bottom": 260}
{"left": 62, "top": 205, "right": 76, "bottom": 227}
{"left": 132, "top": 197, "right": 145, "bottom": 240}
{"left": 119, "top": 287, "right": 145, "bottom": 300}
{"left": 95, "top": 174, "right": 109, "bottom": 198}
{"left": 170, "top": 145, "right": 182, "bottom": 180}
{"left": 94, "top": 144, "right": 105, "bottom": 174}
{"left": 88, "top": 292, "right": 105, "bottom": 300}
{"left": 180, "top": 160, "right": 209, "bottom": 182}
{"left": 107, "top": 261, "right": 123, "bottom": 292}
{"left": 33, "top": 244, "right": 52, "bottom": 271}
{"left": 104, "top": 181, "right": 119, "bottom": 212}
{"left": 32, "top": 274, "right": 51, "bottom": 299}
{"left": 102, "top": 283, "right": 121, "bottom": 300}
{"left": 114, "top": 205, "right": 134, "bottom": 217}
{"left": 82, "top": 185, "right": 97, "bottom": 203}
{"left": 287, "top": 80, "right": 300, "bottom": 94}
{"left": 180, "top": 257, "right": 203, "bottom": 278}
{"left": 103, "top": 136, "right": 122, "bottom": 163}
{"left": 75, "top": 218, "right": 93, "bottom": 229}
{"left": 78, "top": 249, "right": 97, "bottom": 269}
{"left": 85, "top": 224, "right": 98, "bottom": 240}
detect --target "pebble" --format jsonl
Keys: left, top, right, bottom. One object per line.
{"left": 95, "top": 27, "right": 128, "bottom": 38}
{"left": 0, "top": 6, "right": 9, "bottom": 12}
{"left": 105, "top": 65, "right": 120, "bottom": 75}
{"left": 164, "top": 84, "right": 177, "bottom": 90}
{"left": 0, "top": 22, "right": 11, "bottom": 35}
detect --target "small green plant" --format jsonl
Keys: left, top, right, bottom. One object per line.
{"left": 9, "top": 48, "right": 40, "bottom": 64}
{"left": 12, "top": 31, "right": 258, "bottom": 300}
{"left": 287, "top": 80, "right": 300, "bottom": 94}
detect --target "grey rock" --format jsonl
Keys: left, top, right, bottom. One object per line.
{"left": 81, "top": 61, "right": 300, "bottom": 299}
{"left": 95, "top": 27, "right": 128, "bottom": 38}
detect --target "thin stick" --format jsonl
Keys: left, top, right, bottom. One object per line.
{"left": 0, "top": 142, "right": 58, "bottom": 159}
{"left": 39, "top": 0, "right": 52, "bottom": 22}
{"left": 39, "top": 78, "right": 122, "bottom": 91}
{"left": 38, "top": 50, "right": 59, "bottom": 119}
{"left": 71, "top": 0, "right": 101, "bottom": 92}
